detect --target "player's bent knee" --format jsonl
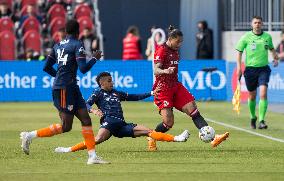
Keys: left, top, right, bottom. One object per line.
{"left": 62, "top": 124, "right": 73, "bottom": 133}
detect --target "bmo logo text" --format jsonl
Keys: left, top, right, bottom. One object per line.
{"left": 180, "top": 71, "right": 226, "bottom": 90}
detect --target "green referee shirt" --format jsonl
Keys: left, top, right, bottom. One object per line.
{"left": 236, "top": 31, "right": 274, "bottom": 67}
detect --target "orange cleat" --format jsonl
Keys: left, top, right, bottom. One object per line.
{"left": 211, "top": 132, "right": 229, "bottom": 147}
{"left": 147, "top": 137, "right": 157, "bottom": 151}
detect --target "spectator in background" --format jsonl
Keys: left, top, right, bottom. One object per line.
{"left": 122, "top": 25, "right": 143, "bottom": 60}
{"left": 276, "top": 30, "right": 284, "bottom": 62}
{"left": 196, "top": 20, "right": 213, "bottom": 59}
{"left": 19, "top": 4, "right": 42, "bottom": 27}
{"left": 80, "top": 27, "right": 99, "bottom": 59}
{"left": 0, "top": 2, "right": 17, "bottom": 21}
{"left": 145, "top": 26, "right": 163, "bottom": 60}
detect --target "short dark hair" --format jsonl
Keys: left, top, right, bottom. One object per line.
{"left": 252, "top": 16, "right": 263, "bottom": 21}
{"left": 65, "top": 20, "right": 79, "bottom": 35}
{"left": 168, "top": 25, "right": 183, "bottom": 39}
{"left": 96, "top": 72, "right": 111, "bottom": 87}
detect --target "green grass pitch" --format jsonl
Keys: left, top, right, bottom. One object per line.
{"left": 0, "top": 102, "right": 284, "bottom": 181}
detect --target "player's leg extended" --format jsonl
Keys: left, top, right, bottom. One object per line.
{"left": 55, "top": 128, "right": 111, "bottom": 153}
{"left": 258, "top": 85, "right": 268, "bottom": 129}
{"left": 133, "top": 125, "right": 189, "bottom": 142}
{"left": 20, "top": 89, "right": 74, "bottom": 155}
{"left": 75, "top": 108, "right": 109, "bottom": 164}
{"left": 20, "top": 111, "right": 73, "bottom": 155}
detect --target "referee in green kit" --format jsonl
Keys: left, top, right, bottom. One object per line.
{"left": 235, "top": 16, "right": 279, "bottom": 129}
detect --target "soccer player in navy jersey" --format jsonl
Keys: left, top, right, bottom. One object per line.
{"left": 54, "top": 72, "right": 189, "bottom": 154}
{"left": 20, "top": 20, "right": 107, "bottom": 164}
{"left": 148, "top": 25, "right": 229, "bottom": 151}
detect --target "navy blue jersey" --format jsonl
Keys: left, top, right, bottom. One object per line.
{"left": 86, "top": 89, "right": 152, "bottom": 120}
{"left": 43, "top": 36, "right": 96, "bottom": 89}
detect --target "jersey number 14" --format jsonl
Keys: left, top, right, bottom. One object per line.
{"left": 57, "top": 48, "right": 68, "bottom": 65}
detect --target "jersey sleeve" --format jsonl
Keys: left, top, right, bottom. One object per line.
{"left": 235, "top": 35, "right": 247, "bottom": 52}
{"left": 43, "top": 48, "right": 57, "bottom": 77}
{"left": 116, "top": 90, "right": 128, "bottom": 101}
{"left": 268, "top": 35, "right": 274, "bottom": 50}
{"left": 154, "top": 46, "right": 166, "bottom": 64}
{"left": 75, "top": 41, "right": 87, "bottom": 59}
{"left": 86, "top": 90, "right": 100, "bottom": 111}
{"left": 116, "top": 90, "right": 151, "bottom": 101}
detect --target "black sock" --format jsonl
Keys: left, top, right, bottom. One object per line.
{"left": 155, "top": 122, "right": 171, "bottom": 133}
{"left": 190, "top": 109, "right": 208, "bottom": 129}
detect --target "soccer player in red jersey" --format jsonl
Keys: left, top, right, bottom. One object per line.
{"left": 148, "top": 25, "right": 229, "bottom": 151}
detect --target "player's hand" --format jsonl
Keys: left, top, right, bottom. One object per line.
{"left": 273, "top": 59, "right": 279, "bottom": 67}
{"left": 90, "top": 108, "right": 103, "bottom": 118}
{"left": 273, "top": 54, "right": 279, "bottom": 67}
{"left": 236, "top": 67, "right": 242, "bottom": 82}
{"left": 164, "top": 67, "right": 176, "bottom": 74}
{"left": 93, "top": 50, "right": 103, "bottom": 60}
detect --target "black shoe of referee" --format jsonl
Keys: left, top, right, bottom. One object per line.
{"left": 250, "top": 117, "right": 257, "bottom": 129}
{"left": 258, "top": 120, "right": 268, "bottom": 129}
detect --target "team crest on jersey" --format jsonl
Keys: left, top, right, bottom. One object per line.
{"left": 78, "top": 47, "right": 86, "bottom": 55}
{"left": 67, "top": 105, "right": 73, "bottom": 111}
{"left": 164, "top": 101, "right": 169, "bottom": 107}
{"left": 102, "top": 122, "right": 108, "bottom": 126}
{"left": 154, "top": 55, "right": 160, "bottom": 61}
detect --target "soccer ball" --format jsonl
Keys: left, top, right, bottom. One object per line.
{"left": 199, "top": 126, "right": 215, "bottom": 143}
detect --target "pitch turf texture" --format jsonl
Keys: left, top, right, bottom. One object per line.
{"left": 0, "top": 102, "right": 284, "bottom": 181}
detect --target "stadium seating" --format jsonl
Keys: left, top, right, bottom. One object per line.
{"left": 78, "top": 16, "right": 94, "bottom": 33}
{"left": 47, "top": 4, "right": 66, "bottom": 22}
{"left": 22, "top": 30, "right": 41, "bottom": 53}
{"left": 21, "top": 16, "right": 40, "bottom": 33}
{"left": 0, "top": 17, "right": 14, "bottom": 33}
{"left": 0, "top": 30, "right": 16, "bottom": 60}
{"left": 74, "top": 4, "right": 92, "bottom": 19}
{"left": 49, "top": 17, "right": 66, "bottom": 36}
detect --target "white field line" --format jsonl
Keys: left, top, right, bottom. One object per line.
{"left": 205, "top": 117, "right": 284, "bottom": 143}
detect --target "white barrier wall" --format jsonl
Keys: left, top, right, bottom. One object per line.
{"left": 222, "top": 31, "right": 282, "bottom": 62}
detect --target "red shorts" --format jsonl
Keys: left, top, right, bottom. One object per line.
{"left": 154, "top": 82, "right": 195, "bottom": 111}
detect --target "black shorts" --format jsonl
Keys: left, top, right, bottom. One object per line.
{"left": 100, "top": 116, "right": 137, "bottom": 138}
{"left": 52, "top": 85, "right": 86, "bottom": 114}
{"left": 244, "top": 65, "right": 271, "bottom": 92}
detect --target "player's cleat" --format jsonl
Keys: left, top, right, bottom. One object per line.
{"left": 211, "top": 132, "right": 229, "bottom": 148}
{"left": 54, "top": 147, "right": 71, "bottom": 153}
{"left": 251, "top": 117, "right": 257, "bottom": 129}
{"left": 20, "top": 132, "right": 32, "bottom": 155}
{"left": 174, "top": 130, "right": 190, "bottom": 142}
{"left": 147, "top": 137, "right": 157, "bottom": 151}
{"left": 258, "top": 120, "right": 268, "bottom": 129}
{"left": 87, "top": 156, "right": 110, "bottom": 165}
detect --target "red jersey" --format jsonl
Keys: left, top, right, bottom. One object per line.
{"left": 153, "top": 43, "right": 179, "bottom": 89}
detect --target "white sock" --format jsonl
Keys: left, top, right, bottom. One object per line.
{"left": 29, "top": 131, "right": 37, "bottom": 139}
{"left": 88, "top": 149, "right": 97, "bottom": 157}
